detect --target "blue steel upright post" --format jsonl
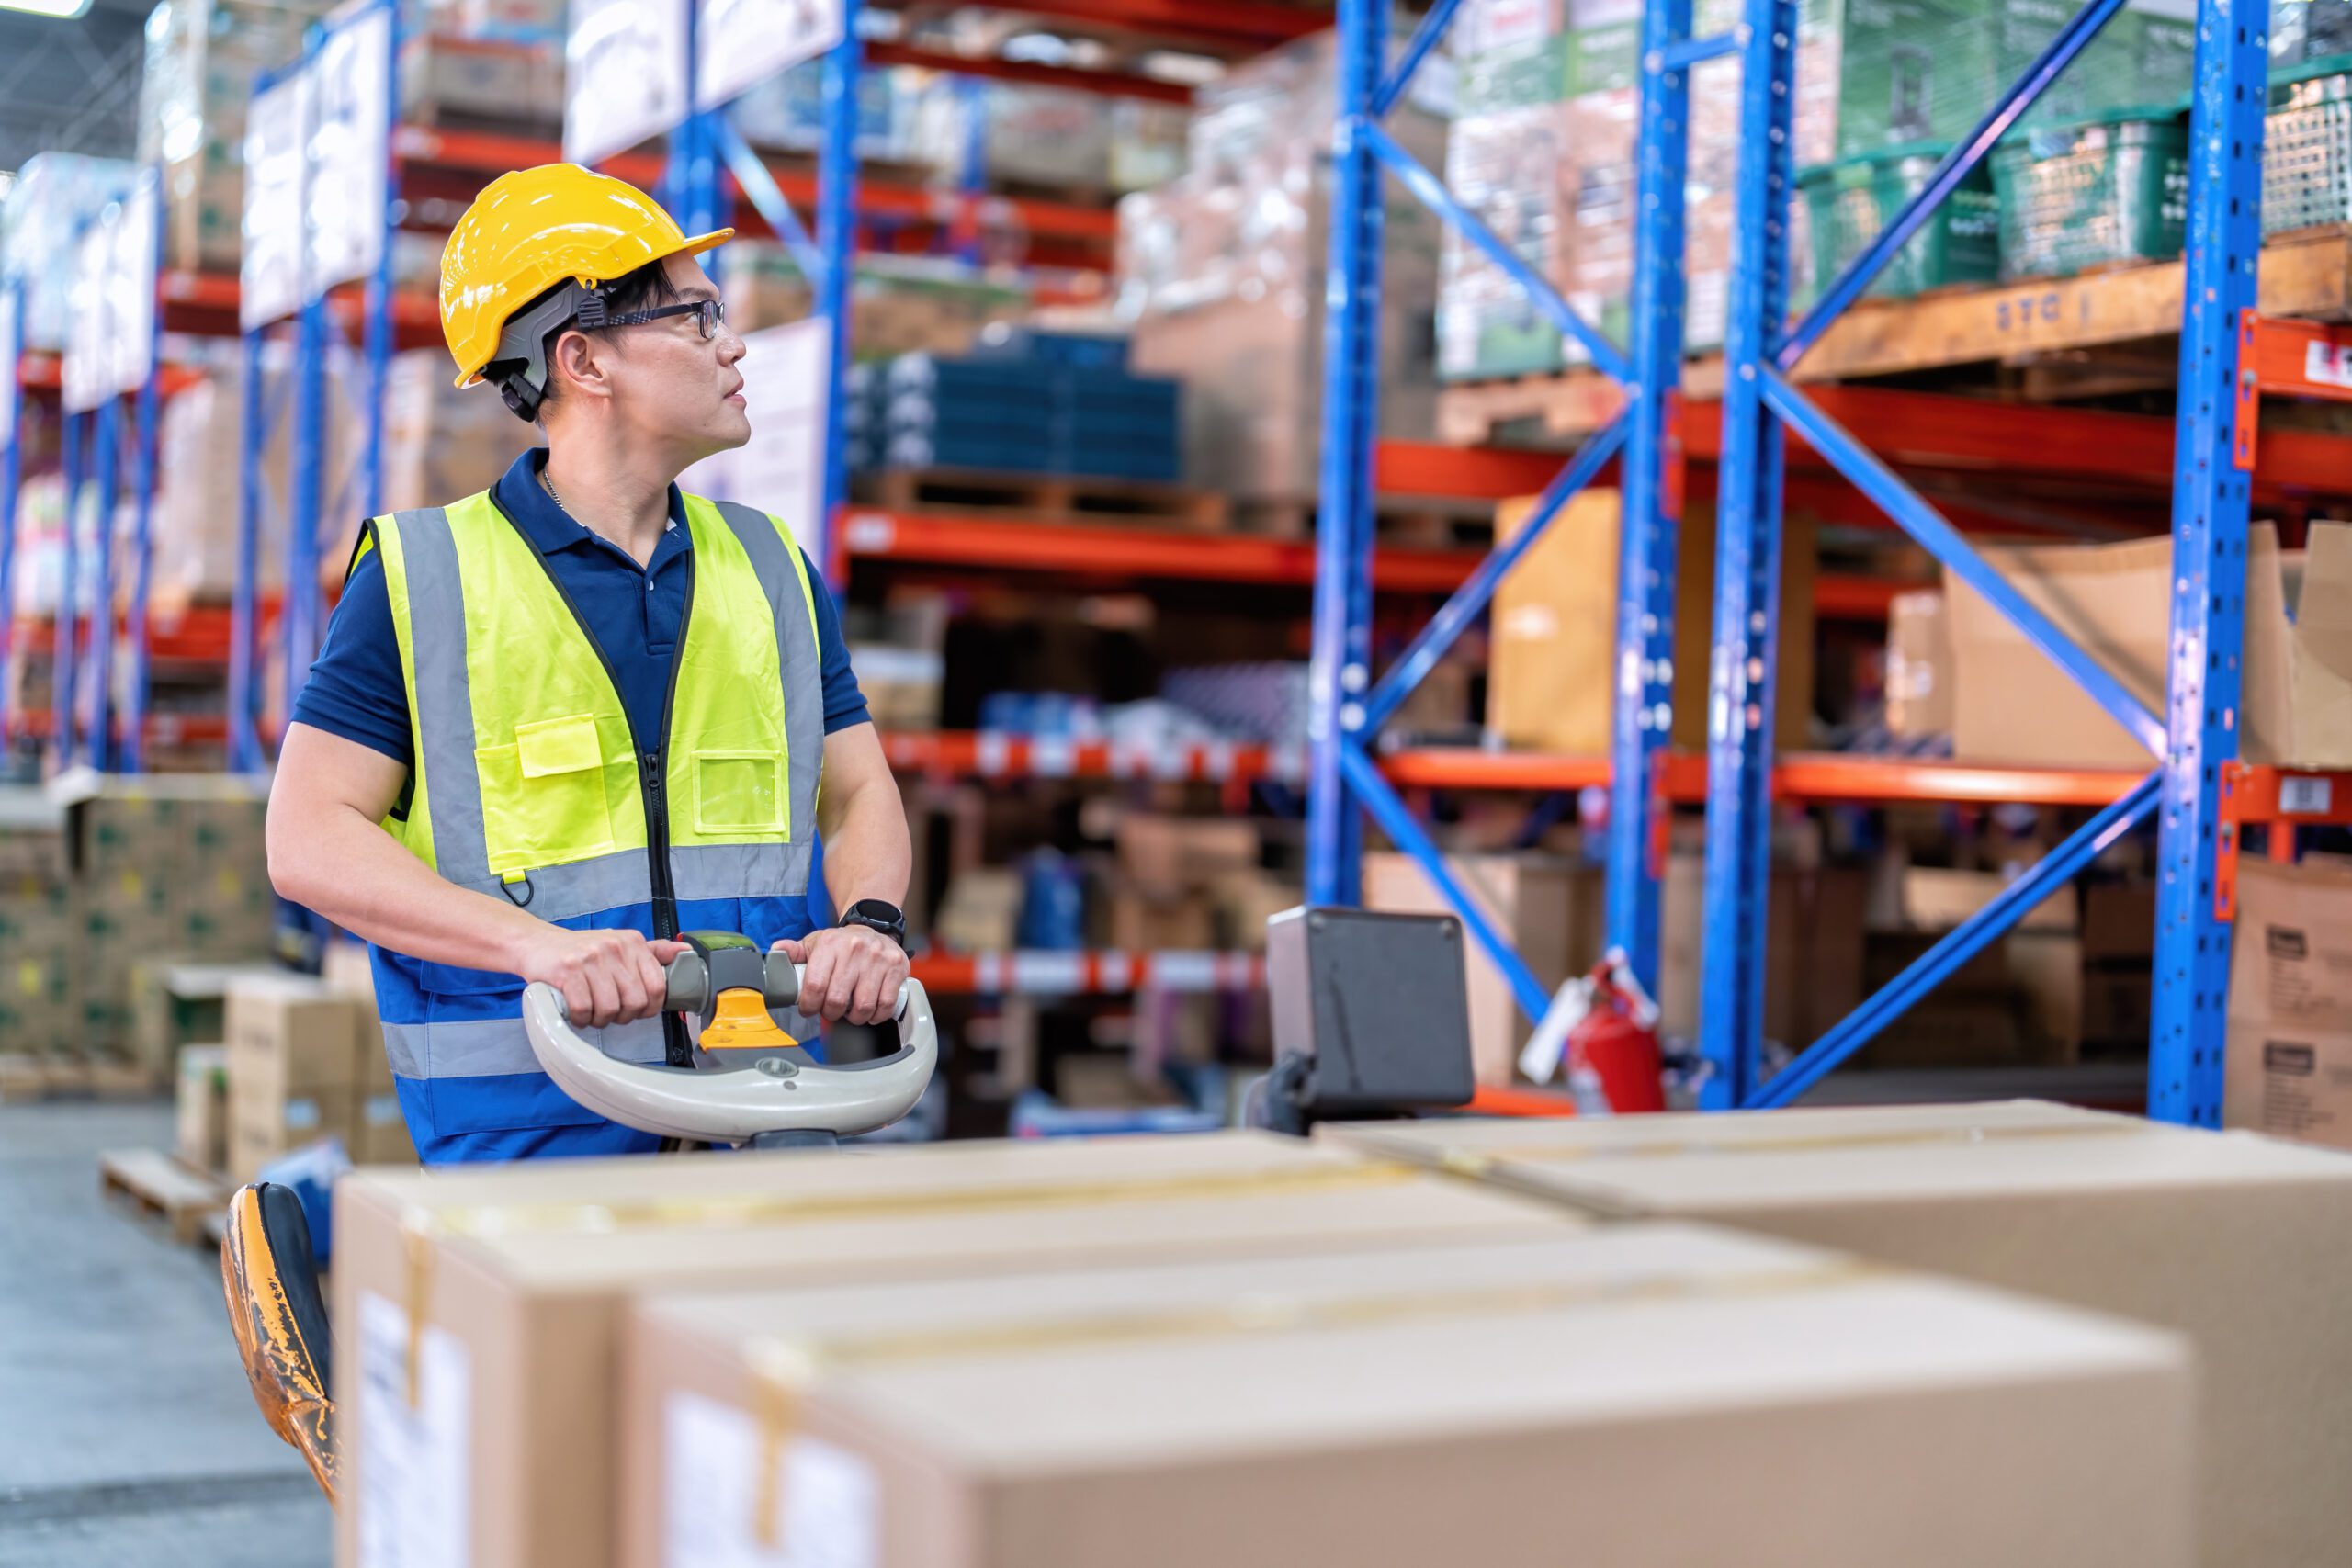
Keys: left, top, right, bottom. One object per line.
{"left": 84, "top": 396, "right": 121, "bottom": 772}
{"left": 1696, "top": 0, "right": 1800, "bottom": 1107}
{"left": 1304, "top": 0, "right": 1385, "bottom": 910}
{"left": 0, "top": 277, "right": 23, "bottom": 749}
{"left": 51, "top": 406, "right": 86, "bottom": 766}
{"left": 1606, "top": 0, "right": 1711, "bottom": 988}
{"left": 357, "top": 9, "right": 402, "bottom": 523}
{"left": 228, "top": 327, "right": 268, "bottom": 773}
{"left": 123, "top": 169, "right": 168, "bottom": 773}
{"left": 2151, "top": 0, "right": 2269, "bottom": 1125}
{"left": 812, "top": 0, "right": 863, "bottom": 586}
{"left": 285, "top": 295, "right": 327, "bottom": 723}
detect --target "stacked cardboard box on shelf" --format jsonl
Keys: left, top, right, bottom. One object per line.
{"left": 718, "top": 244, "right": 1033, "bottom": 361}
{"left": 1321, "top": 1100, "right": 2352, "bottom": 1568}
{"left": 1116, "top": 32, "right": 1447, "bottom": 502}
{"left": 137, "top": 0, "right": 334, "bottom": 273}
{"left": 1108, "top": 815, "right": 1264, "bottom": 953}
{"left": 333, "top": 1128, "right": 2191, "bottom": 1568}
{"left": 1945, "top": 522, "right": 2352, "bottom": 769}
{"left": 2227, "top": 854, "right": 2352, "bottom": 1150}
{"left": 1487, "top": 488, "right": 1818, "bottom": 755}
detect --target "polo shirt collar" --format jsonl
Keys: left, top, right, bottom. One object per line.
{"left": 493, "top": 447, "right": 688, "bottom": 558}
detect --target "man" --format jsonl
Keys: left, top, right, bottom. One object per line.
{"left": 266, "top": 164, "right": 913, "bottom": 1165}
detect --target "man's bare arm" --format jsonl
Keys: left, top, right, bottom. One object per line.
{"left": 266, "top": 722, "right": 680, "bottom": 1025}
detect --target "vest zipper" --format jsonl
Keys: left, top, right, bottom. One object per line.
{"left": 492, "top": 494, "right": 697, "bottom": 1066}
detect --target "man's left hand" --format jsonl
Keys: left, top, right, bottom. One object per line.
{"left": 772, "top": 925, "right": 910, "bottom": 1025}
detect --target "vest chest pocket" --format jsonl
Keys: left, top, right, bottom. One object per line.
{"left": 693, "top": 750, "right": 787, "bottom": 837}
{"left": 477, "top": 713, "right": 617, "bottom": 868}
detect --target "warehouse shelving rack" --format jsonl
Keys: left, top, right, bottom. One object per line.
{"left": 1308, "top": 0, "right": 2324, "bottom": 1123}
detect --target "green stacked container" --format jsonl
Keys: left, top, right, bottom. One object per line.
{"left": 2264, "top": 55, "right": 2352, "bottom": 234}
{"left": 1798, "top": 143, "right": 2002, "bottom": 299}
{"left": 1990, "top": 107, "right": 2189, "bottom": 279}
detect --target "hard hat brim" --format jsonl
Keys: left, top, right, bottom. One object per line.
{"left": 452, "top": 225, "right": 738, "bottom": 389}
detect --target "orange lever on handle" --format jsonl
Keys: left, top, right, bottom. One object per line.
{"left": 697, "top": 987, "right": 797, "bottom": 1052}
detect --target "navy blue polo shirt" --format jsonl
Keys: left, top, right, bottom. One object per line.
{"left": 292, "top": 448, "right": 868, "bottom": 768}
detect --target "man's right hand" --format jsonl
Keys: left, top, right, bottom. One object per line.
{"left": 512, "top": 926, "right": 688, "bottom": 1028}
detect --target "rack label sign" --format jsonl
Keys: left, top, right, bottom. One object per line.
{"left": 565, "top": 0, "right": 692, "bottom": 165}
{"left": 2304, "top": 340, "right": 2352, "bottom": 392}
{"left": 2279, "top": 775, "right": 2334, "bottom": 816}
{"left": 243, "top": 73, "right": 308, "bottom": 328}
{"left": 696, "top": 0, "right": 844, "bottom": 113}
{"left": 306, "top": 5, "right": 393, "bottom": 298}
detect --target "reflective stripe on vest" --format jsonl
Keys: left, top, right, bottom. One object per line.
{"left": 363, "top": 489, "right": 825, "bottom": 1143}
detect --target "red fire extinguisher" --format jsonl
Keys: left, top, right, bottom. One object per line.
{"left": 1520, "top": 950, "right": 1666, "bottom": 1114}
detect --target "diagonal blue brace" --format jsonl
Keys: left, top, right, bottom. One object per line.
{"left": 1340, "top": 742, "right": 1555, "bottom": 1023}
{"left": 1660, "top": 32, "right": 1737, "bottom": 68}
{"left": 1362, "top": 121, "right": 1633, "bottom": 383}
{"left": 1746, "top": 771, "right": 2160, "bottom": 1108}
{"left": 1761, "top": 367, "right": 2165, "bottom": 754}
{"left": 1782, "top": 0, "right": 2128, "bottom": 367}
{"left": 1360, "top": 415, "right": 1628, "bottom": 733}
{"left": 714, "top": 114, "right": 826, "bottom": 287}
{"left": 1373, "top": 0, "right": 1464, "bottom": 119}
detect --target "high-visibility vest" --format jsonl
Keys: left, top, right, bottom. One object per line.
{"left": 356, "top": 489, "right": 825, "bottom": 1144}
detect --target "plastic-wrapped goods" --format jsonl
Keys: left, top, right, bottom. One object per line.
{"left": 1109, "top": 99, "right": 1191, "bottom": 193}
{"left": 376, "top": 349, "right": 537, "bottom": 521}
{"left": 718, "top": 243, "right": 1032, "bottom": 359}
{"left": 1439, "top": 107, "right": 1570, "bottom": 379}
{"left": 400, "top": 31, "right": 565, "bottom": 127}
{"left": 1, "top": 155, "right": 137, "bottom": 351}
{"left": 1116, "top": 30, "right": 1447, "bottom": 501}
{"left": 910, "top": 79, "right": 1117, "bottom": 192}
{"left": 729, "top": 60, "right": 918, "bottom": 161}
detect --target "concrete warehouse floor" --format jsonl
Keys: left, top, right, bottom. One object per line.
{"left": 0, "top": 1102, "right": 330, "bottom": 1566}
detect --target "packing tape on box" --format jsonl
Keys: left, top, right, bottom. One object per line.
{"left": 394, "top": 1159, "right": 1426, "bottom": 1407}
{"left": 1421, "top": 1115, "right": 2153, "bottom": 1183}
{"left": 738, "top": 1256, "right": 1894, "bottom": 1548}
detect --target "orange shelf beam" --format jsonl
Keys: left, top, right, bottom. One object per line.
{"left": 882, "top": 730, "right": 1302, "bottom": 782}
{"left": 1381, "top": 748, "right": 2147, "bottom": 807}
{"left": 909, "top": 950, "right": 1265, "bottom": 995}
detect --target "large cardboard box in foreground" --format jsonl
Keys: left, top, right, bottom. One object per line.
{"left": 333, "top": 1132, "right": 1577, "bottom": 1568}
{"left": 616, "top": 1225, "right": 2188, "bottom": 1568}
{"left": 2227, "top": 854, "right": 2352, "bottom": 1150}
{"left": 1947, "top": 521, "right": 2352, "bottom": 769}
{"left": 1320, "top": 1100, "right": 2352, "bottom": 1568}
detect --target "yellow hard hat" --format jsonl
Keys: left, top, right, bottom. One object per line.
{"left": 439, "top": 163, "right": 733, "bottom": 389}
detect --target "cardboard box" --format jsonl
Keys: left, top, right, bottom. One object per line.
{"left": 1363, "top": 851, "right": 1601, "bottom": 1084}
{"left": 1657, "top": 852, "right": 1871, "bottom": 1046}
{"left": 352, "top": 1088, "right": 416, "bottom": 1168}
{"left": 1884, "top": 589, "right": 1954, "bottom": 737}
{"left": 1106, "top": 887, "right": 1217, "bottom": 954}
{"left": 175, "top": 1043, "right": 229, "bottom": 1175}
{"left": 616, "top": 1225, "right": 2190, "bottom": 1568}
{"left": 2227, "top": 855, "right": 2352, "bottom": 1150}
{"left": 1114, "top": 816, "right": 1260, "bottom": 892}
{"left": 1487, "top": 491, "right": 1816, "bottom": 756}
{"left": 333, "top": 1132, "right": 1581, "bottom": 1568}
{"left": 1948, "top": 521, "right": 2352, "bottom": 770}
{"left": 1322, "top": 1100, "right": 2352, "bottom": 1567}
{"left": 1896, "top": 866, "right": 2079, "bottom": 932}
{"left": 226, "top": 973, "right": 366, "bottom": 1181}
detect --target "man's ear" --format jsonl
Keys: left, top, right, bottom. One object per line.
{"left": 548, "top": 328, "right": 611, "bottom": 404}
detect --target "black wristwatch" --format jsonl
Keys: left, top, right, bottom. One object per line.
{"left": 838, "top": 899, "right": 909, "bottom": 950}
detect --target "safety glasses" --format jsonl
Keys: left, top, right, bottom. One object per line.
{"left": 595, "top": 297, "right": 728, "bottom": 339}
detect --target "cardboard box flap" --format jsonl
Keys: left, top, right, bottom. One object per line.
{"left": 2288, "top": 523, "right": 2352, "bottom": 767}
{"left": 1318, "top": 1102, "right": 2352, "bottom": 1219}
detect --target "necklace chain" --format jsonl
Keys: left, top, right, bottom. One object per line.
{"left": 538, "top": 463, "right": 565, "bottom": 513}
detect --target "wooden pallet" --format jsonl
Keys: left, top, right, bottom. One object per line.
{"left": 99, "top": 1148, "right": 229, "bottom": 1247}
{"left": 0, "top": 1053, "right": 165, "bottom": 1104}
{"left": 1437, "top": 226, "right": 2352, "bottom": 444}
{"left": 1230, "top": 494, "right": 1499, "bottom": 545}
{"left": 863, "top": 467, "right": 1229, "bottom": 530}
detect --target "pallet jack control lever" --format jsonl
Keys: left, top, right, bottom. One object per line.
{"left": 520, "top": 929, "right": 938, "bottom": 1147}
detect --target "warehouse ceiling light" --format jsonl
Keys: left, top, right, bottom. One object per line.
{"left": 0, "top": 0, "right": 94, "bottom": 17}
